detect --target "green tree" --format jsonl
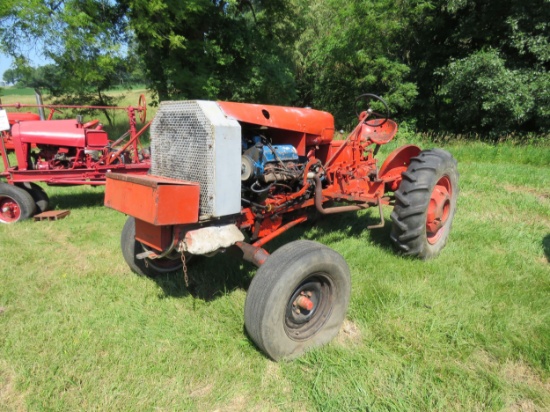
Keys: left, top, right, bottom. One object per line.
{"left": 2, "top": 68, "right": 21, "bottom": 84}
{"left": 407, "top": 0, "right": 550, "bottom": 135}
{"left": 0, "top": 0, "right": 130, "bottom": 124}
{"left": 293, "top": 0, "right": 418, "bottom": 128}
{"left": 121, "top": 0, "right": 298, "bottom": 104}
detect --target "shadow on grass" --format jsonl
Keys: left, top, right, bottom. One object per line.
{"left": 153, "top": 246, "right": 256, "bottom": 302}
{"left": 268, "top": 208, "right": 395, "bottom": 254}
{"left": 543, "top": 234, "right": 550, "bottom": 263}
{"left": 49, "top": 190, "right": 105, "bottom": 210}
{"left": 153, "top": 207, "right": 395, "bottom": 302}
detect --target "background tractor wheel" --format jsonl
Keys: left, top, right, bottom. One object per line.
{"left": 0, "top": 183, "right": 37, "bottom": 223}
{"left": 390, "top": 149, "right": 459, "bottom": 259}
{"left": 16, "top": 182, "right": 50, "bottom": 213}
{"left": 245, "top": 240, "right": 351, "bottom": 361}
{"left": 120, "top": 216, "right": 183, "bottom": 277}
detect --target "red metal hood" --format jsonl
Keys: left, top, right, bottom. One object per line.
{"left": 11, "top": 119, "right": 86, "bottom": 147}
{"left": 217, "top": 101, "right": 334, "bottom": 137}
{"left": 7, "top": 112, "right": 41, "bottom": 125}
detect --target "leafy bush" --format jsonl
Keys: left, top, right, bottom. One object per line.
{"left": 436, "top": 49, "right": 535, "bottom": 136}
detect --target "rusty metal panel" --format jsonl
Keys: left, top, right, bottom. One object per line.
{"left": 104, "top": 173, "right": 200, "bottom": 225}
{"left": 135, "top": 219, "right": 173, "bottom": 251}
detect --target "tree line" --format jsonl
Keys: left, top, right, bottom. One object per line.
{"left": 1, "top": 0, "right": 548, "bottom": 137}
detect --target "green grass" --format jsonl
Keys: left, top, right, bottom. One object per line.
{"left": 0, "top": 87, "right": 38, "bottom": 97}
{"left": 1, "top": 112, "right": 549, "bottom": 409}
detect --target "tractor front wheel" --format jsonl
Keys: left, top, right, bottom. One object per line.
{"left": 16, "top": 182, "right": 50, "bottom": 213}
{"left": 245, "top": 240, "right": 351, "bottom": 361}
{"left": 0, "top": 183, "right": 37, "bottom": 223}
{"left": 390, "top": 149, "right": 458, "bottom": 259}
{"left": 121, "top": 216, "right": 183, "bottom": 277}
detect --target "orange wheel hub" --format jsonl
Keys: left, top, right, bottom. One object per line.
{"left": 426, "top": 176, "right": 452, "bottom": 244}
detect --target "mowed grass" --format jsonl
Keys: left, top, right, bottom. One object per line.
{"left": 0, "top": 94, "right": 549, "bottom": 410}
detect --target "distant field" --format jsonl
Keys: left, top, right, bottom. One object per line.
{"left": 0, "top": 87, "right": 38, "bottom": 96}
{"left": 0, "top": 90, "right": 549, "bottom": 411}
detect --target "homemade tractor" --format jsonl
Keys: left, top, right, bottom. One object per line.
{"left": 105, "top": 95, "right": 458, "bottom": 360}
{"left": 0, "top": 96, "right": 150, "bottom": 222}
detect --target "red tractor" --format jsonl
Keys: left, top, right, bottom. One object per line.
{"left": 105, "top": 95, "right": 458, "bottom": 360}
{"left": 0, "top": 96, "right": 151, "bottom": 222}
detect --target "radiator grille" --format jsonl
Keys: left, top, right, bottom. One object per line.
{"left": 150, "top": 101, "right": 215, "bottom": 216}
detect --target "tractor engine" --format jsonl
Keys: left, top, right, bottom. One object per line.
{"left": 149, "top": 100, "right": 329, "bottom": 221}
{"left": 241, "top": 137, "right": 305, "bottom": 192}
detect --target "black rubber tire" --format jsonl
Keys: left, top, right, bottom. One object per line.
{"left": 390, "top": 149, "right": 458, "bottom": 259}
{"left": 245, "top": 240, "right": 351, "bottom": 361}
{"left": 16, "top": 182, "right": 50, "bottom": 213}
{"left": 120, "top": 216, "right": 183, "bottom": 277}
{"left": 0, "top": 183, "right": 37, "bottom": 223}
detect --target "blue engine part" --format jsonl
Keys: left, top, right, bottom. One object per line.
{"left": 262, "top": 144, "right": 299, "bottom": 163}
{"left": 241, "top": 138, "right": 299, "bottom": 182}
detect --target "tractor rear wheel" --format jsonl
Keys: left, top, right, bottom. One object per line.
{"left": 16, "top": 182, "right": 50, "bottom": 213}
{"left": 121, "top": 216, "right": 183, "bottom": 277}
{"left": 390, "top": 149, "right": 458, "bottom": 259}
{"left": 0, "top": 183, "right": 37, "bottom": 223}
{"left": 245, "top": 240, "right": 351, "bottom": 361}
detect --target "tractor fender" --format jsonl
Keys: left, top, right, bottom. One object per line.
{"left": 378, "top": 144, "right": 421, "bottom": 192}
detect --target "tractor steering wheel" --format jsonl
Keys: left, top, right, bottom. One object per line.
{"left": 354, "top": 93, "right": 390, "bottom": 127}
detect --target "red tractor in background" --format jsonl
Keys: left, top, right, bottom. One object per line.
{"left": 0, "top": 95, "right": 151, "bottom": 223}
{"left": 105, "top": 94, "right": 459, "bottom": 361}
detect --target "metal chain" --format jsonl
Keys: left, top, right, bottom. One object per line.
{"left": 181, "top": 252, "right": 189, "bottom": 287}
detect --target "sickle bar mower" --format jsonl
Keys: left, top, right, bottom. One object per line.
{"left": 105, "top": 94, "right": 458, "bottom": 360}
{"left": 0, "top": 95, "right": 150, "bottom": 223}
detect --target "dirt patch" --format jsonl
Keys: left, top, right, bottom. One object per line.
{"left": 212, "top": 395, "right": 248, "bottom": 412}
{"left": 188, "top": 382, "right": 213, "bottom": 399}
{"left": 471, "top": 349, "right": 499, "bottom": 368}
{"left": 502, "top": 360, "right": 550, "bottom": 392}
{"left": 336, "top": 319, "right": 362, "bottom": 347}
{"left": 502, "top": 184, "right": 550, "bottom": 203}
{"left": 506, "top": 399, "right": 537, "bottom": 412}
{"left": 0, "top": 361, "right": 26, "bottom": 412}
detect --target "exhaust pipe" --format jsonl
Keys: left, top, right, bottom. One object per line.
{"left": 34, "top": 89, "right": 45, "bottom": 120}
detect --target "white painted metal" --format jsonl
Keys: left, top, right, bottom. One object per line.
{"left": 180, "top": 224, "right": 245, "bottom": 255}
{"left": 150, "top": 100, "right": 241, "bottom": 219}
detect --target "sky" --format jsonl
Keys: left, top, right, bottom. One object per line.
{"left": 0, "top": 54, "right": 13, "bottom": 80}
{"left": 0, "top": 52, "right": 49, "bottom": 82}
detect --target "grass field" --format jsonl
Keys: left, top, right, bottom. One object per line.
{"left": 0, "top": 90, "right": 549, "bottom": 410}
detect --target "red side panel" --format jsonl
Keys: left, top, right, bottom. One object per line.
{"left": 104, "top": 173, "right": 200, "bottom": 225}
{"left": 86, "top": 129, "right": 109, "bottom": 148}
{"left": 135, "top": 220, "right": 173, "bottom": 251}
{"left": 217, "top": 101, "right": 335, "bottom": 144}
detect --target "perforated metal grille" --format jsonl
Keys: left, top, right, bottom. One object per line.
{"left": 150, "top": 101, "right": 214, "bottom": 216}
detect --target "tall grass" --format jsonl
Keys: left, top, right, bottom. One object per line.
{"left": 0, "top": 96, "right": 549, "bottom": 410}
